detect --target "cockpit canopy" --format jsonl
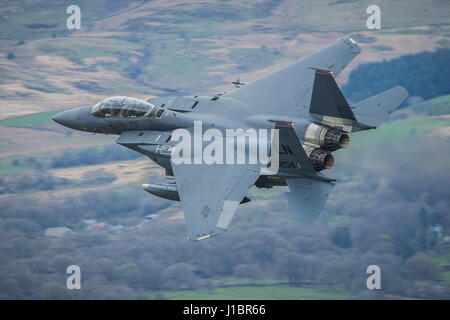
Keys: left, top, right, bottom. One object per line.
{"left": 91, "top": 96, "right": 155, "bottom": 118}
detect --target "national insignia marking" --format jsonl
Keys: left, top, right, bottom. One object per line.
{"left": 201, "top": 205, "right": 211, "bottom": 217}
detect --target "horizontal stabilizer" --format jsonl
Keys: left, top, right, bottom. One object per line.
{"left": 351, "top": 86, "right": 409, "bottom": 131}
{"left": 285, "top": 178, "right": 334, "bottom": 221}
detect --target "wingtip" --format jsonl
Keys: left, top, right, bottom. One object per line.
{"left": 187, "top": 234, "right": 211, "bottom": 242}
{"left": 397, "top": 86, "right": 409, "bottom": 99}
{"left": 341, "top": 36, "right": 362, "bottom": 54}
{"left": 390, "top": 86, "right": 409, "bottom": 105}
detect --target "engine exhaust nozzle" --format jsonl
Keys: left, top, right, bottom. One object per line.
{"left": 305, "top": 123, "right": 350, "bottom": 151}
{"left": 338, "top": 133, "right": 350, "bottom": 149}
{"left": 303, "top": 144, "right": 334, "bottom": 171}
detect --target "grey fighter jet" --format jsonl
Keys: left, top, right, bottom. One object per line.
{"left": 52, "top": 37, "right": 408, "bottom": 241}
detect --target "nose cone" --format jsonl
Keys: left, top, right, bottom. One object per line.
{"left": 52, "top": 109, "right": 79, "bottom": 129}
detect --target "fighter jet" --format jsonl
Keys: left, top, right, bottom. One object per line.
{"left": 52, "top": 37, "right": 408, "bottom": 241}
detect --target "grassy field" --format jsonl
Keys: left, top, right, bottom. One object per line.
{"left": 160, "top": 284, "right": 351, "bottom": 300}
{"left": 342, "top": 115, "right": 450, "bottom": 151}
{"left": 432, "top": 251, "right": 450, "bottom": 282}
{"left": 0, "top": 156, "right": 21, "bottom": 174}
{"left": 424, "top": 95, "right": 450, "bottom": 115}
{"left": 0, "top": 109, "right": 65, "bottom": 126}
{"left": 331, "top": 113, "right": 450, "bottom": 172}
{"left": 433, "top": 252, "right": 450, "bottom": 265}
{"left": 0, "top": 153, "right": 47, "bottom": 175}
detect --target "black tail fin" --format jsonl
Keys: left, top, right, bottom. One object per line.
{"left": 267, "top": 122, "right": 335, "bottom": 182}
{"left": 275, "top": 122, "right": 315, "bottom": 175}
{"left": 309, "top": 69, "right": 355, "bottom": 121}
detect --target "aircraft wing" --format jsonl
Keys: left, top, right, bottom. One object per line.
{"left": 225, "top": 37, "right": 360, "bottom": 116}
{"left": 171, "top": 160, "right": 260, "bottom": 241}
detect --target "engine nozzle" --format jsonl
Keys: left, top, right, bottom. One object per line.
{"left": 305, "top": 123, "right": 350, "bottom": 151}
{"left": 303, "top": 144, "right": 334, "bottom": 171}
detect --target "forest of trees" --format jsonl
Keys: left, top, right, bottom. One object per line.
{"left": 343, "top": 49, "right": 450, "bottom": 103}
{"left": 0, "top": 173, "right": 447, "bottom": 299}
